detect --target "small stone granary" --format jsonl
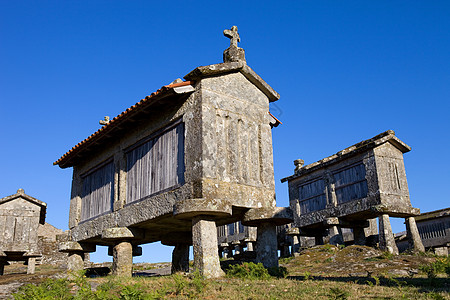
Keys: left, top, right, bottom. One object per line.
{"left": 397, "top": 207, "right": 450, "bottom": 255}
{"left": 54, "top": 26, "right": 292, "bottom": 277}
{"left": 0, "top": 189, "right": 47, "bottom": 275}
{"left": 281, "top": 130, "right": 424, "bottom": 254}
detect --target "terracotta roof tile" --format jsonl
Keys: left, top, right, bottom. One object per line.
{"left": 54, "top": 81, "right": 194, "bottom": 167}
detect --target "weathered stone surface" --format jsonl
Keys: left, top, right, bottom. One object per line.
{"left": 111, "top": 241, "right": 133, "bottom": 277}
{"left": 0, "top": 190, "right": 47, "bottom": 275}
{"left": 171, "top": 243, "right": 190, "bottom": 273}
{"left": 192, "top": 217, "right": 224, "bottom": 278}
{"left": 379, "top": 214, "right": 399, "bottom": 255}
{"left": 242, "top": 207, "right": 293, "bottom": 226}
{"left": 255, "top": 222, "right": 278, "bottom": 268}
{"left": 102, "top": 227, "right": 144, "bottom": 240}
{"left": 173, "top": 198, "right": 232, "bottom": 219}
{"left": 405, "top": 217, "right": 425, "bottom": 252}
{"left": 67, "top": 252, "right": 85, "bottom": 277}
{"left": 26, "top": 258, "right": 36, "bottom": 275}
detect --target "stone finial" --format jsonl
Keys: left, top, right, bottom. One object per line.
{"left": 17, "top": 188, "right": 25, "bottom": 194}
{"left": 294, "top": 159, "right": 304, "bottom": 173}
{"left": 99, "top": 116, "right": 110, "bottom": 126}
{"left": 224, "top": 26, "right": 240, "bottom": 47}
{"left": 223, "top": 26, "right": 246, "bottom": 63}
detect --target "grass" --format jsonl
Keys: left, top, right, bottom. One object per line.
{"left": 9, "top": 246, "right": 450, "bottom": 299}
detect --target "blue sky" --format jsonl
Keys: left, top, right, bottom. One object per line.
{"left": 1, "top": 1, "right": 449, "bottom": 263}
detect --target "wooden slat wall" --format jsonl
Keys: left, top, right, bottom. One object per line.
{"left": 298, "top": 179, "right": 327, "bottom": 214}
{"left": 81, "top": 161, "right": 114, "bottom": 221}
{"left": 126, "top": 123, "right": 185, "bottom": 204}
{"left": 334, "top": 164, "right": 368, "bottom": 204}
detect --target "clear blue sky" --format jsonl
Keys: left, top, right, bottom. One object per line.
{"left": 1, "top": 1, "right": 449, "bottom": 263}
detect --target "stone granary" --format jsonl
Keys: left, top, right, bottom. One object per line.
{"left": 0, "top": 189, "right": 47, "bottom": 275}
{"left": 397, "top": 208, "right": 450, "bottom": 255}
{"left": 281, "top": 130, "right": 424, "bottom": 255}
{"left": 54, "top": 26, "right": 292, "bottom": 278}
{"left": 217, "top": 222, "right": 257, "bottom": 258}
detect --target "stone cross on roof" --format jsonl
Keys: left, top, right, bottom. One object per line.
{"left": 223, "top": 26, "right": 240, "bottom": 47}
{"left": 223, "top": 26, "right": 246, "bottom": 63}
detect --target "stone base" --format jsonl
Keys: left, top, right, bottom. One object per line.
{"left": 172, "top": 243, "right": 190, "bottom": 273}
{"left": 255, "top": 222, "right": 278, "bottom": 268}
{"left": 192, "top": 216, "right": 224, "bottom": 278}
{"left": 111, "top": 241, "right": 133, "bottom": 277}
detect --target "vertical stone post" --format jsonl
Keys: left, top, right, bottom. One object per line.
{"left": 111, "top": 241, "right": 133, "bottom": 277}
{"left": 67, "top": 251, "right": 85, "bottom": 277}
{"left": 246, "top": 241, "right": 254, "bottom": 252}
{"left": 291, "top": 235, "right": 300, "bottom": 254}
{"left": 353, "top": 227, "right": 366, "bottom": 245}
{"left": 192, "top": 216, "right": 224, "bottom": 278}
{"left": 256, "top": 222, "right": 278, "bottom": 268}
{"left": 233, "top": 243, "right": 241, "bottom": 256}
{"left": 328, "top": 225, "right": 344, "bottom": 245}
{"left": 222, "top": 245, "right": 230, "bottom": 258}
{"left": 378, "top": 214, "right": 399, "bottom": 255}
{"left": 171, "top": 243, "right": 190, "bottom": 273}
{"left": 26, "top": 257, "right": 36, "bottom": 274}
{"left": 315, "top": 235, "right": 324, "bottom": 245}
{"left": 405, "top": 217, "right": 425, "bottom": 253}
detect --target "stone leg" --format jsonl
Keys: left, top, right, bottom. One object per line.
{"left": 378, "top": 214, "right": 399, "bottom": 255}
{"left": 246, "top": 241, "right": 254, "bottom": 252}
{"left": 353, "top": 227, "right": 366, "bottom": 245}
{"left": 0, "top": 261, "right": 6, "bottom": 276}
{"left": 171, "top": 243, "right": 190, "bottom": 273}
{"left": 233, "top": 243, "right": 241, "bottom": 256}
{"left": 291, "top": 235, "right": 300, "bottom": 254}
{"left": 315, "top": 235, "right": 324, "bottom": 245}
{"left": 329, "top": 225, "right": 344, "bottom": 245}
{"left": 280, "top": 244, "right": 290, "bottom": 257}
{"left": 192, "top": 217, "right": 224, "bottom": 278}
{"left": 27, "top": 257, "right": 36, "bottom": 275}
{"left": 405, "top": 217, "right": 425, "bottom": 253}
{"left": 256, "top": 222, "right": 278, "bottom": 268}
{"left": 67, "top": 251, "right": 85, "bottom": 278}
{"left": 222, "top": 246, "right": 229, "bottom": 258}
{"left": 112, "top": 241, "right": 133, "bottom": 277}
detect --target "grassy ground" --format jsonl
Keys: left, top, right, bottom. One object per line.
{"left": 7, "top": 245, "right": 450, "bottom": 299}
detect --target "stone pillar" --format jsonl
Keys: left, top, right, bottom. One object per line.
{"left": 222, "top": 245, "right": 230, "bottom": 258}
{"left": 291, "top": 235, "right": 300, "bottom": 253}
{"left": 68, "top": 251, "right": 85, "bottom": 277}
{"left": 256, "top": 222, "right": 278, "bottom": 268}
{"left": 405, "top": 217, "right": 425, "bottom": 253}
{"left": 26, "top": 257, "right": 36, "bottom": 274}
{"left": 328, "top": 225, "right": 344, "bottom": 245}
{"left": 378, "top": 214, "right": 399, "bottom": 255}
{"left": 280, "top": 244, "right": 290, "bottom": 257}
{"left": 171, "top": 243, "right": 190, "bottom": 273}
{"left": 246, "top": 241, "right": 254, "bottom": 252}
{"left": 315, "top": 235, "right": 324, "bottom": 245}
{"left": 192, "top": 216, "right": 224, "bottom": 278}
{"left": 111, "top": 241, "right": 133, "bottom": 277}
{"left": 365, "top": 218, "right": 379, "bottom": 247}
{"left": 233, "top": 243, "right": 242, "bottom": 256}
{"left": 353, "top": 227, "right": 366, "bottom": 245}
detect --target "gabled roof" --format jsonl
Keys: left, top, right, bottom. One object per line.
{"left": 54, "top": 81, "right": 195, "bottom": 168}
{"left": 281, "top": 130, "right": 411, "bottom": 183}
{"left": 184, "top": 61, "right": 280, "bottom": 102}
{"left": 0, "top": 189, "right": 47, "bottom": 224}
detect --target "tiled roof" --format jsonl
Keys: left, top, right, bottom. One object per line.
{"left": 54, "top": 81, "right": 194, "bottom": 168}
